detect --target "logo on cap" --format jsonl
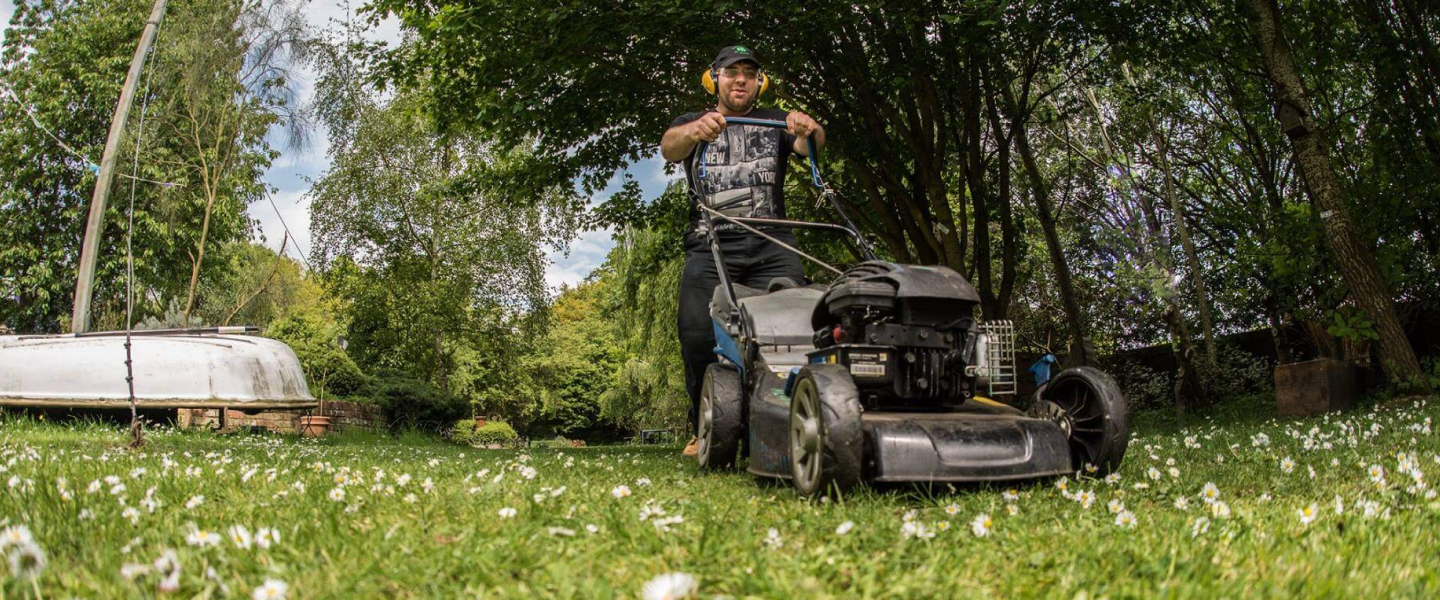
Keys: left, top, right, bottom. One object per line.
{"left": 734, "top": 46, "right": 749, "bottom": 54}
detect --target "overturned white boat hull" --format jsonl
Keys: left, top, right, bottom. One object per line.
{"left": 0, "top": 329, "right": 316, "bottom": 410}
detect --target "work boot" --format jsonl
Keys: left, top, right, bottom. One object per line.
{"left": 682, "top": 436, "right": 699, "bottom": 457}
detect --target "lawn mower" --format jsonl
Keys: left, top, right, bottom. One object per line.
{"left": 692, "top": 117, "right": 1129, "bottom": 497}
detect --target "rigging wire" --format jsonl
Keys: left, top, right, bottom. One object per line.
{"left": 264, "top": 192, "right": 314, "bottom": 272}
{"left": 0, "top": 82, "right": 181, "bottom": 187}
{"left": 124, "top": 18, "right": 164, "bottom": 450}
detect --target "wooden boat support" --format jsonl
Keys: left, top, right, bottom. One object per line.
{"left": 0, "top": 330, "right": 317, "bottom": 412}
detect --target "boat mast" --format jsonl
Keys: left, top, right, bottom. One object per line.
{"left": 70, "top": 0, "right": 169, "bottom": 333}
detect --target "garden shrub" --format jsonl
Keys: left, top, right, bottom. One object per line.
{"left": 472, "top": 422, "right": 518, "bottom": 446}
{"left": 372, "top": 378, "right": 469, "bottom": 433}
{"left": 450, "top": 419, "right": 478, "bottom": 445}
{"left": 266, "top": 314, "right": 369, "bottom": 397}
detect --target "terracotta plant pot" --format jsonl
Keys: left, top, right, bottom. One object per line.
{"left": 299, "top": 415, "right": 332, "bottom": 437}
{"left": 474, "top": 416, "right": 488, "bottom": 428}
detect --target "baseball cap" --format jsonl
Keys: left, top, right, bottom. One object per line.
{"left": 712, "top": 45, "right": 763, "bottom": 70}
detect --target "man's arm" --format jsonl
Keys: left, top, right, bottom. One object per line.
{"left": 787, "top": 112, "right": 825, "bottom": 157}
{"left": 661, "top": 112, "right": 727, "bottom": 162}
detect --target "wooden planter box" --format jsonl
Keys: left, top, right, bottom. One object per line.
{"left": 1275, "top": 358, "right": 1355, "bottom": 417}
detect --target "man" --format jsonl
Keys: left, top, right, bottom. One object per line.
{"left": 659, "top": 45, "right": 825, "bottom": 456}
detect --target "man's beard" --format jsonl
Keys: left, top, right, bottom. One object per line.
{"left": 719, "top": 91, "right": 756, "bottom": 114}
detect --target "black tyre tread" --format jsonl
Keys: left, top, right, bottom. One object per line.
{"left": 1045, "top": 366, "right": 1129, "bottom": 475}
{"left": 792, "top": 364, "right": 864, "bottom": 497}
{"left": 699, "top": 364, "right": 743, "bottom": 470}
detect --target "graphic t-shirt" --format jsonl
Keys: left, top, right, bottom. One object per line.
{"left": 668, "top": 108, "right": 798, "bottom": 235}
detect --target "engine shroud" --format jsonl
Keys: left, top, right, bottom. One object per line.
{"left": 808, "top": 262, "right": 982, "bottom": 407}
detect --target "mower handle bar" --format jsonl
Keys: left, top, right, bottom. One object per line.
{"left": 697, "top": 116, "right": 824, "bottom": 189}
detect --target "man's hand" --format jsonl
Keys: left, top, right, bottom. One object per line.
{"left": 788, "top": 112, "right": 825, "bottom": 156}
{"left": 687, "top": 112, "right": 728, "bottom": 143}
{"left": 786, "top": 112, "right": 820, "bottom": 139}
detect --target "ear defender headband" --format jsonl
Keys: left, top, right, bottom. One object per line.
{"left": 701, "top": 66, "right": 769, "bottom": 97}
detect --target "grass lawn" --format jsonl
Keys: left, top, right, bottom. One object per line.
{"left": 2, "top": 397, "right": 1440, "bottom": 599}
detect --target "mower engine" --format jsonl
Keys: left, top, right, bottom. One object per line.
{"left": 809, "top": 262, "right": 1007, "bottom": 409}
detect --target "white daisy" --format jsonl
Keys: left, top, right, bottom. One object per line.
{"left": 835, "top": 521, "right": 855, "bottom": 535}
{"left": 1191, "top": 516, "right": 1211, "bottom": 537}
{"left": 1201, "top": 482, "right": 1220, "bottom": 503}
{"left": 1115, "top": 510, "right": 1137, "bottom": 529}
{"left": 0, "top": 524, "right": 35, "bottom": 549}
{"left": 498, "top": 507, "right": 517, "bottom": 519}
{"left": 251, "top": 578, "right": 288, "bottom": 600}
{"left": 1209, "top": 501, "right": 1231, "bottom": 519}
{"left": 185, "top": 529, "right": 221, "bottom": 548}
{"left": 970, "top": 513, "right": 992, "bottom": 537}
{"left": 228, "top": 525, "right": 253, "bottom": 549}
{"left": 641, "top": 572, "right": 697, "bottom": 600}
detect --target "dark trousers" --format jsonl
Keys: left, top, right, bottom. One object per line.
{"left": 679, "top": 231, "right": 804, "bottom": 436}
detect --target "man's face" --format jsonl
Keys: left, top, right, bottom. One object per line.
{"left": 717, "top": 61, "right": 760, "bottom": 112}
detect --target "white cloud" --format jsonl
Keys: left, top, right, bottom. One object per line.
{"left": 1, "top": 0, "right": 14, "bottom": 41}
{"left": 544, "top": 226, "right": 615, "bottom": 294}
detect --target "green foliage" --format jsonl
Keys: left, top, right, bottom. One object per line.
{"left": 1327, "top": 308, "right": 1381, "bottom": 343}
{"left": 590, "top": 184, "right": 690, "bottom": 430}
{"left": 0, "top": 0, "right": 310, "bottom": 333}
{"left": 447, "top": 419, "right": 522, "bottom": 446}
{"left": 266, "top": 313, "right": 367, "bottom": 399}
{"left": 307, "top": 36, "right": 579, "bottom": 419}
{"left": 371, "top": 377, "right": 470, "bottom": 433}
{"left": 517, "top": 278, "right": 625, "bottom": 436}
{"left": 471, "top": 421, "right": 518, "bottom": 446}
{"left": 195, "top": 241, "right": 318, "bottom": 329}
{"left": 448, "top": 419, "right": 476, "bottom": 444}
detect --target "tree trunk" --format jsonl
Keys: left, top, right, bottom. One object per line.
{"left": 182, "top": 189, "right": 218, "bottom": 326}
{"left": 1013, "top": 115, "right": 1095, "bottom": 367}
{"left": 1153, "top": 123, "right": 1219, "bottom": 369}
{"left": 1164, "top": 304, "right": 1208, "bottom": 423}
{"left": 963, "top": 53, "right": 997, "bottom": 318}
{"left": 1245, "top": 0, "right": 1425, "bottom": 383}
{"left": 1262, "top": 289, "right": 1292, "bottom": 365}
{"left": 986, "top": 87, "right": 1018, "bottom": 319}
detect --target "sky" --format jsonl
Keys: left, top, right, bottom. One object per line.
{"left": 2, "top": 0, "right": 678, "bottom": 293}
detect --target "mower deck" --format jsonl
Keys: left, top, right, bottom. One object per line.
{"left": 863, "top": 404, "right": 1073, "bottom": 482}
{"left": 747, "top": 390, "right": 1074, "bottom": 483}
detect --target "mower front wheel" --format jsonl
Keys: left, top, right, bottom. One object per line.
{"left": 698, "top": 363, "right": 743, "bottom": 470}
{"left": 788, "top": 364, "right": 864, "bottom": 497}
{"left": 1033, "top": 366, "right": 1129, "bottom": 475}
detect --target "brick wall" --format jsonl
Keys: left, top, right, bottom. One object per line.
{"left": 178, "top": 400, "right": 385, "bottom": 433}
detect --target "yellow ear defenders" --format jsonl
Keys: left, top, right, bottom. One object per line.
{"left": 701, "top": 67, "right": 769, "bottom": 97}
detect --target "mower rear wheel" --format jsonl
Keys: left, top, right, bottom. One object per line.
{"left": 788, "top": 364, "right": 864, "bottom": 497}
{"left": 1034, "top": 366, "right": 1129, "bottom": 475}
{"left": 698, "top": 363, "right": 743, "bottom": 470}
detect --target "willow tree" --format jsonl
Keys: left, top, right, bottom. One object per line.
{"left": 307, "top": 38, "right": 581, "bottom": 392}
